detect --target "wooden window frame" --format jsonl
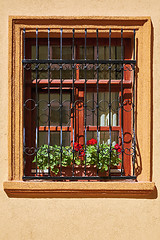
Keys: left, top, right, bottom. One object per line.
{"left": 4, "top": 16, "right": 155, "bottom": 198}
{"left": 25, "top": 37, "right": 132, "bottom": 177}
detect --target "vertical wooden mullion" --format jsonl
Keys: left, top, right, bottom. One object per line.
{"left": 123, "top": 38, "right": 132, "bottom": 176}
{"left": 123, "top": 89, "right": 132, "bottom": 176}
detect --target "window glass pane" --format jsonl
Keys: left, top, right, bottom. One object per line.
{"left": 79, "top": 46, "right": 94, "bottom": 79}
{"left": 115, "top": 46, "right": 121, "bottom": 79}
{"left": 51, "top": 46, "right": 72, "bottom": 79}
{"left": 79, "top": 46, "right": 94, "bottom": 59}
{"left": 52, "top": 45, "right": 72, "bottom": 59}
{"left": 99, "top": 92, "right": 119, "bottom": 126}
{"left": 39, "top": 92, "right": 71, "bottom": 127}
{"left": 86, "top": 92, "right": 119, "bottom": 126}
{"left": 39, "top": 132, "right": 70, "bottom": 147}
{"left": 32, "top": 45, "right": 48, "bottom": 59}
{"left": 78, "top": 46, "right": 122, "bottom": 80}
{"left": 116, "top": 46, "right": 121, "bottom": 59}
{"left": 87, "top": 131, "right": 119, "bottom": 146}
{"left": 99, "top": 46, "right": 121, "bottom": 80}
{"left": 86, "top": 92, "right": 97, "bottom": 126}
{"left": 31, "top": 46, "right": 48, "bottom": 80}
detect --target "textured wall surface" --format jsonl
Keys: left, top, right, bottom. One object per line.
{"left": 0, "top": 1, "right": 160, "bottom": 239}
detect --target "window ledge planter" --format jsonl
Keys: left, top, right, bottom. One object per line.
{"left": 32, "top": 141, "right": 122, "bottom": 178}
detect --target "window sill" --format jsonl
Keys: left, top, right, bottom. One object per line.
{"left": 3, "top": 181, "right": 156, "bottom": 198}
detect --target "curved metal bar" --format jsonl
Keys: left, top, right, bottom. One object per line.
{"left": 123, "top": 99, "right": 133, "bottom": 112}
{"left": 24, "top": 147, "right": 36, "bottom": 156}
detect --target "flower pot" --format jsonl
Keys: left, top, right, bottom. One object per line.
{"left": 50, "top": 165, "right": 109, "bottom": 178}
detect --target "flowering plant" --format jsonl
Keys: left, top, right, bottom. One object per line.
{"left": 85, "top": 140, "right": 121, "bottom": 172}
{"left": 33, "top": 144, "right": 81, "bottom": 174}
{"left": 33, "top": 139, "right": 121, "bottom": 174}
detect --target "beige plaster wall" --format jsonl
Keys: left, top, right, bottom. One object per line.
{"left": 0, "top": 0, "right": 160, "bottom": 239}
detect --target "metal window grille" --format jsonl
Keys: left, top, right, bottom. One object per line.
{"left": 22, "top": 28, "right": 136, "bottom": 181}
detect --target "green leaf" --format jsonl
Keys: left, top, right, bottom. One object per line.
{"left": 53, "top": 168, "right": 59, "bottom": 175}
{"left": 104, "top": 164, "right": 108, "bottom": 171}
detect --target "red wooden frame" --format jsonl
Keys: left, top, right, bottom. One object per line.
{"left": 25, "top": 37, "right": 132, "bottom": 176}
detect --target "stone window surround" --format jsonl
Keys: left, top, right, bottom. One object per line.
{"left": 3, "top": 16, "right": 155, "bottom": 198}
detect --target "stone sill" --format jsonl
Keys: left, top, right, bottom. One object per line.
{"left": 3, "top": 181, "right": 156, "bottom": 198}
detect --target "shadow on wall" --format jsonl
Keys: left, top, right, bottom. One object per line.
{"left": 135, "top": 22, "right": 154, "bottom": 183}
{"left": 133, "top": 22, "right": 156, "bottom": 200}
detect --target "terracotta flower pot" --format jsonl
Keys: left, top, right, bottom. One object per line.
{"left": 50, "top": 165, "right": 109, "bottom": 178}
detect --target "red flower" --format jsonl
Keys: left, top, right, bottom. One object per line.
{"left": 114, "top": 144, "right": 120, "bottom": 150}
{"left": 74, "top": 142, "right": 82, "bottom": 152}
{"left": 114, "top": 144, "right": 121, "bottom": 153}
{"left": 79, "top": 149, "right": 85, "bottom": 157}
{"left": 87, "top": 138, "right": 97, "bottom": 146}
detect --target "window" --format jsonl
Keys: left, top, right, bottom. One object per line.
{"left": 4, "top": 17, "right": 154, "bottom": 197}
{"left": 23, "top": 27, "right": 136, "bottom": 180}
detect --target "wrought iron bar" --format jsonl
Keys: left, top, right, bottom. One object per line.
{"left": 47, "top": 28, "right": 51, "bottom": 176}
{"left": 84, "top": 28, "right": 87, "bottom": 176}
{"left": 35, "top": 28, "right": 39, "bottom": 176}
{"left": 22, "top": 28, "right": 137, "bottom": 181}
{"left": 23, "top": 175, "right": 136, "bottom": 180}
{"left": 109, "top": 28, "right": 112, "bottom": 176}
{"left": 23, "top": 28, "right": 26, "bottom": 177}
{"left": 92, "top": 93, "right": 94, "bottom": 126}
{"left": 72, "top": 28, "right": 75, "bottom": 176}
{"left": 23, "top": 59, "right": 136, "bottom": 64}
{"left": 115, "top": 46, "right": 118, "bottom": 79}
{"left": 60, "top": 28, "right": 63, "bottom": 176}
{"left": 96, "top": 29, "right": 99, "bottom": 176}
{"left": 120, "top": 29, "right": 124, "bottom": 176}
{"left": 132, "top": 29, "right": 136, "bottom": 176}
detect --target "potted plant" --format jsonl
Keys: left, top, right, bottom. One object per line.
{"left": 33, "top": 144, "right": 81, "bottom": 175}
{"left": 33, "top": 139, "right": 121, "bottom": 176}
{"left": 85, "top": 139, "right": 121, "bottom": 172}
